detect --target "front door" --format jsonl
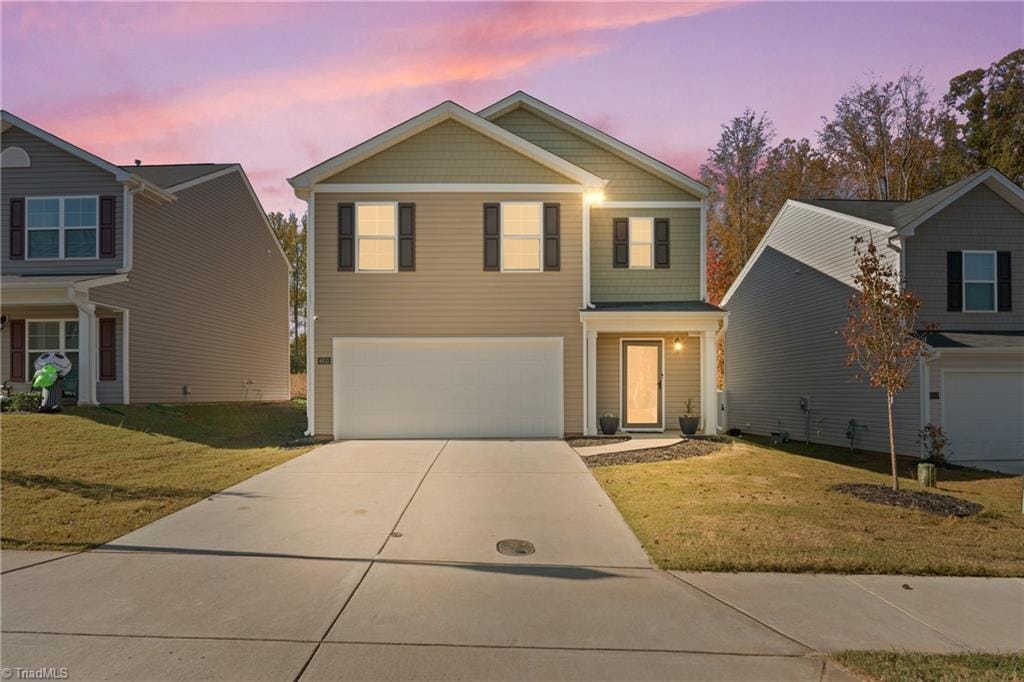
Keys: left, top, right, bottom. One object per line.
{"left": 622, "top": 340, "right": 662, "bottom": 430}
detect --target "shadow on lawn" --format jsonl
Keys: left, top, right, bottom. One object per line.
{"left": 741, "top": 434, "right": 1019, "bottom": 485}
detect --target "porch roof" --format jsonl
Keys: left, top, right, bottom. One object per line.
{"left": 925, "top": 330, "right": 1024, "bottom": 351}
{"left": 2, "top": 274, "right": 127, "bottom": 291}
{"left": 584, "top": 301, "right": 724, "bottom": 313}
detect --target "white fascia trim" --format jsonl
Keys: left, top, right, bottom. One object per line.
{"left": 598, "top": 201, "right": 702, "bottom": 209}
{"left": 289, "top": 101, "right": 604, "bottom": 189}
{"left": 580, "top": 310, "right": 726, "bottom": 334}
{"left": 899, "top": 169, "right": 1024, "bottom": 237}
{"left": 1, "top": 110, "right": 131, "bottom": 181}
{"left": 313, "top": 183, "right": 586, "bottom": 194}
{"left": 477, "top": 93, "right": 710, "bottom": 199}
{"left": 304, "top": 191, "right": 316, "bottom": 436}
{"left": 74, "top": 273, "right": 129, "bottom": 291}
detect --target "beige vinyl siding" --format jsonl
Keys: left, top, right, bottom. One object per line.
{"left": 95, "top": 309, "right": 124, "bottom": 404}
{"left": 906, "top": 184, "right": 1024, "bottom": 331}
{"left": 596, "top": 333, "right": 702, "bottom": 427}
{"left": 91, "top": 171, "right": 289, "bottom": 403}
{"left": 490, "top": 108, "right": 699, "bottom": 202}
{"left": 323, "top": 120, "right": 574, "bottom": 185}
{"left": 1, "top": 125, "right": 124, "bottom": 273}
{"left": 590, "top": 207, "right": 700, "bottom": 302}
{"left": 0, "top": 305, "right": 79, "bottom": 392}
{"left": 312, "top": 192, "right": 583, "bottom": 435}
{"left": 724, "top": 204, "right": 920, "bottom": 454}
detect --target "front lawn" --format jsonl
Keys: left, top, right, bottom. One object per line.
{"left": 832, "top": 651, "right": 1024, "bottom": 681}
{"left": 593, "top": 437, "right": 1024, "bottom": 576}
{"left": 2, "top": 401, "right": 313, "bottom": 551}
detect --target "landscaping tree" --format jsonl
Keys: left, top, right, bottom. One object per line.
{"left": 267, "top": 211, "right": 308, "bottom": 373}
{"left": 841, "top": 237, "right": 930, "bottom": 490}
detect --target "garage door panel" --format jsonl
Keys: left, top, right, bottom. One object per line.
{"left": 334, "top": 338, "right": 563, "bottom": 439}
{"left": 943, "top": 370, "right": 1024, "bottom": 474}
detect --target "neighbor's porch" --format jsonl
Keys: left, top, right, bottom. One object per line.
{"left": 581, "top": 304, "right": 726, "bottom": 436}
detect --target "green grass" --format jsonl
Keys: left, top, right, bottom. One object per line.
{"left": 832, "top": 651, "right": 1024, "bottom": 681}
{"left": 1, "top": 401, "right": 314, "bottom": 550}
{"left": 593, "top": 437, "right": 1024, "bottom": 576}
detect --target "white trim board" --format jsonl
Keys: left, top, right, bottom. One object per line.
{"left": 598, "top": 201, "right": 701, "bottom": 209}
{"left": 312, "top": 183, "right": 586, "bottom": 194}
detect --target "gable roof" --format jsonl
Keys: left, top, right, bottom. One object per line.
{"left": 121, "top": 163, "right": 236, "bottom": 189}
{"left": 288, "top": 100, "right": 604, "bottom": 191}
{"left": 478, "top": 91, "right": 710, "bottom": 198}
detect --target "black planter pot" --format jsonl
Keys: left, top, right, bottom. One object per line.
{"left": 679, "top": 416, "right": 700, "bottom": 436}
{"left": 599, "top": 416, "right": 620, "bottom": 435}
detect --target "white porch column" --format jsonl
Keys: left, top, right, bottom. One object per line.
{"left": 700, "top": 330, "right": 717, "bottom": 434}
{"left": 586, "top": 329, "right": 598, "bottom": 436}
{"left": 74, "top": 299, "right": 97, "bottom": 406}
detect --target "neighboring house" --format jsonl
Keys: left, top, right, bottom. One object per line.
{"left": 289, "top": 92, "right": 725, "bottom": 439}
{"left": 1, "top": 111, "right": 290, "bottom": 405}
{"left": 722, "top": 169, "right": 1024, "bottom": 473}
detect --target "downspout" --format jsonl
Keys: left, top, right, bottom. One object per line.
{"left": 118, "top": 182, "right": 145, "bottom": 274}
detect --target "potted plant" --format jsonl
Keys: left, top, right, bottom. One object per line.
{"left": 678, "top": 399, "right": 700, "bottom": 436}
{"left": 599, "top": 413, "right": 619, "bottom": 435}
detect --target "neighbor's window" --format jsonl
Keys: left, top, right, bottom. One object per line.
{"left": 501, "top": 202, "right": 542, "bottom": 271}
{"left": 629, "top": 217, "right": 654, "bottom": 269}
{"left": 963, "top": 251, "right": 996, "bottom": 312}
{"left": 26, "top": 197, "right": 98, "bottom": 259}
{"left": 356, "top": 203, "right": 397, "bottom": 272}
{"left": 27, "top": 320, "right": 80, "bottom": 396}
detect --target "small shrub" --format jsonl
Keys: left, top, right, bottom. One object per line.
{"left": 917, "top": 423, "right": 951, "bottom": 464}
{"left": 2, "top": 392, "right": 41, "bottom": 413}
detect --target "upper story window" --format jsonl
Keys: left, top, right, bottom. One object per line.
{"left": 963, "top": 251, "right": 997, "bottom": 312}
{"left": 501, "top": 202, "right": 543, "bottom": 272}
{"left": 628, "top": 217, "right": 654, "bottom": 269}
{"left": 356, "top": 203, "right": 397, "bottom": 272}
{"left": 26, "top": 196, "right": 98, "bottom": 260}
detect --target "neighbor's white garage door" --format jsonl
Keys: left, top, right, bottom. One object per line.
{"left": 943, "top": 370, "right": 1024, "bottom": 474}
{"left": 333, "top": 337, "right": 563, "bottom": 439}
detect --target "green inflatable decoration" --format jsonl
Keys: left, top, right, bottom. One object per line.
{"left": 32, "top": 364, "right": 58, "bottom": 389}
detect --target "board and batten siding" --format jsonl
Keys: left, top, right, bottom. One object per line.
{"left": 905, "top": 184, "right": 1024, "bottom": 331}
{"left": 322, "top": 119, "right": 574, "bottom": 185}
{"left": 590, "top": 207, "right": 700, "bottom": 302}
{"left": 724, "top": 204, "right": 920, "bottom": 455}
{"left": 596, "top": 333, "right": 702, "bottom": 425}
{"left": 490, "top": 108, "right": 700, "bottom": 202}
{"left": 1, "top": 125, "right": 124, "bottom": 273}
{"left": 91, "top": 171, "right": 289, "bottom": 403}
{"left": 312, "top": 191, "right": 584, "bottom": 436}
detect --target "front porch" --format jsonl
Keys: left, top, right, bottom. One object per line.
{"left": 581, "top": 303, "right": 726, "bottom": 436}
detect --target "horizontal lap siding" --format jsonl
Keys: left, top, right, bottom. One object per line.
{"left": 91, "top": 172, "right": 289, "bottom": 403}
{"left": 724, "top": 205, "right": 920, "bottom": 454}
{"left": 591, "top": 207, "right": 699, "bottom": 302}
{"left": 490, "top": 108, "right": 699, "bottom": 202}
{"left": 906, "top": 184, "right": 1024, "bottom": 331}
{"left": 1, "top": 126, "right": 124, "bottom": 273}
{"left": 597, "top": 333, "right": 702, "bottom": 425}
{"left": 313, "top": 192, "right": 583, "bottom": 436}
{"left": 323, "top": 120, "right": 573, "bottom": 184}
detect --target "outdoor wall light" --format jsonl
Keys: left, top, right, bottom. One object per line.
{"left": 673, "top": 337, "right": 684, "bottom": 352}
{"left": 584, "top": 189, "right": 605, "bottom": 204}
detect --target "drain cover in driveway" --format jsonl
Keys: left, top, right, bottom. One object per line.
{"left": 496, "top": 539, "right": 535, "bottom": 556}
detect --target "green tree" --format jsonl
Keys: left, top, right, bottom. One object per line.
{"left": 267, "top": 211, "right": 307, "bottom": 373}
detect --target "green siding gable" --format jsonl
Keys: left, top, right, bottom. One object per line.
{"left": 491, "top": 108, "right": 700, "bottom": 202}
{"left": 323, "top": 119, "right": 575, "bottom": 184}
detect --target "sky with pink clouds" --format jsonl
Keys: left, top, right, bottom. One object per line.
{"left": 2, "top": 2, "right": 1021, "bottom": 215}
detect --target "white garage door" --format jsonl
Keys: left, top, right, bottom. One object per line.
{"left": 943, "top": 370, "right": 1024, "bottom": 474}
{"left": 333, "top": 337, "right": 563, "bottom": 439}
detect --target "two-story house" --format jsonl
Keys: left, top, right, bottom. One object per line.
{"left": 1, "top": 111, "right": 290, "bottom": 405}
{"left": 289, "top": 92, "right": 725, "bottom": 439}
{"left": 722, "top": 168, "right": 1024, "bottom": 473}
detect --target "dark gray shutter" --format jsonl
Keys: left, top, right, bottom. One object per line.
{"left": 543, "top": 203, "right": 560, "bottom": 271}
{"left": 483, "top": 203, "right": 500, "bottom": 271}
{"left": 8, "top": 319, "right": 25, "bottom": 382}
{"left": 99, "top": 318, "right": 116, "bottom": 380}
{"left": 613, "top": 218, "right": 629, "bottom": 268}
{"left": 99, "top": 196, "right": 116, "bottom": 257}
{"left": 338, "top": 203, "right": 355, "bottom": 271}
{"left": 946, "top": 251, "right": 962, "bottom": 311}
{"left": 9, "top": 198, "right": 24, "bottom": 260}
{"left": 398, "top": 203, "right": 415, "bottom": 271}
{"left": 654, "top": 218, "right": 670, "bottom": 268}
{"left": 997, "top": 251, "right": 1011, "bottom": 311}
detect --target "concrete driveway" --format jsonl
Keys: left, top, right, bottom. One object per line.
{"left": 1, "top": 440, "right": 862, "bottom": 679}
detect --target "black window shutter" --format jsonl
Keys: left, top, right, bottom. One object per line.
{"left": 483, "top": 203, "right": 500, "bottom": 271}
{"left": 398, "top": 203, "right": 415, "bottom": 271}
{"left": 997, "top": 251, "right": 1012, "bottom": 311}
{"left": 8, "top": 319, "right": 25, "bottom": 382}
{"left": 613, "top": 218, "right": 629, "bottom": 268}
{"left": 99, "top": 196, "right": 116, "bottom": 257}
{"left": 654, "top": 218, "right": 670, "bottom": 268}
{"left": 946, "top": 251, "right": 963, "bottom": 312}
{"left": 338, "top": 203, "right": 355, "bottom": 271}
{"left": 9, "top": 198, "right": 24, "bottom": 261}
{"left": 99, "top": 318, "right": 116, "bottom": 380}
{"left": 543, "top": 203, "right": 560, "bottom": 271}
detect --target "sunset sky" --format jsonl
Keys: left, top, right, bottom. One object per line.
{"left": 2, "top": 2, "right": 1020, "bottom": 214}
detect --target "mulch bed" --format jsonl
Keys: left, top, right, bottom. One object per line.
{"left": 566, "top": 436, "right": 631, "bottom": 448}
{"left": 830, "top": 483, "right": 983, "bottom": 517}
{"left": 582, "top": 436, "right": 729, "bottom": 468}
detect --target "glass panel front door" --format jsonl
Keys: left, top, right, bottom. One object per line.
{"left": 623, "top": 341, "right": 662, "bottom": 428}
